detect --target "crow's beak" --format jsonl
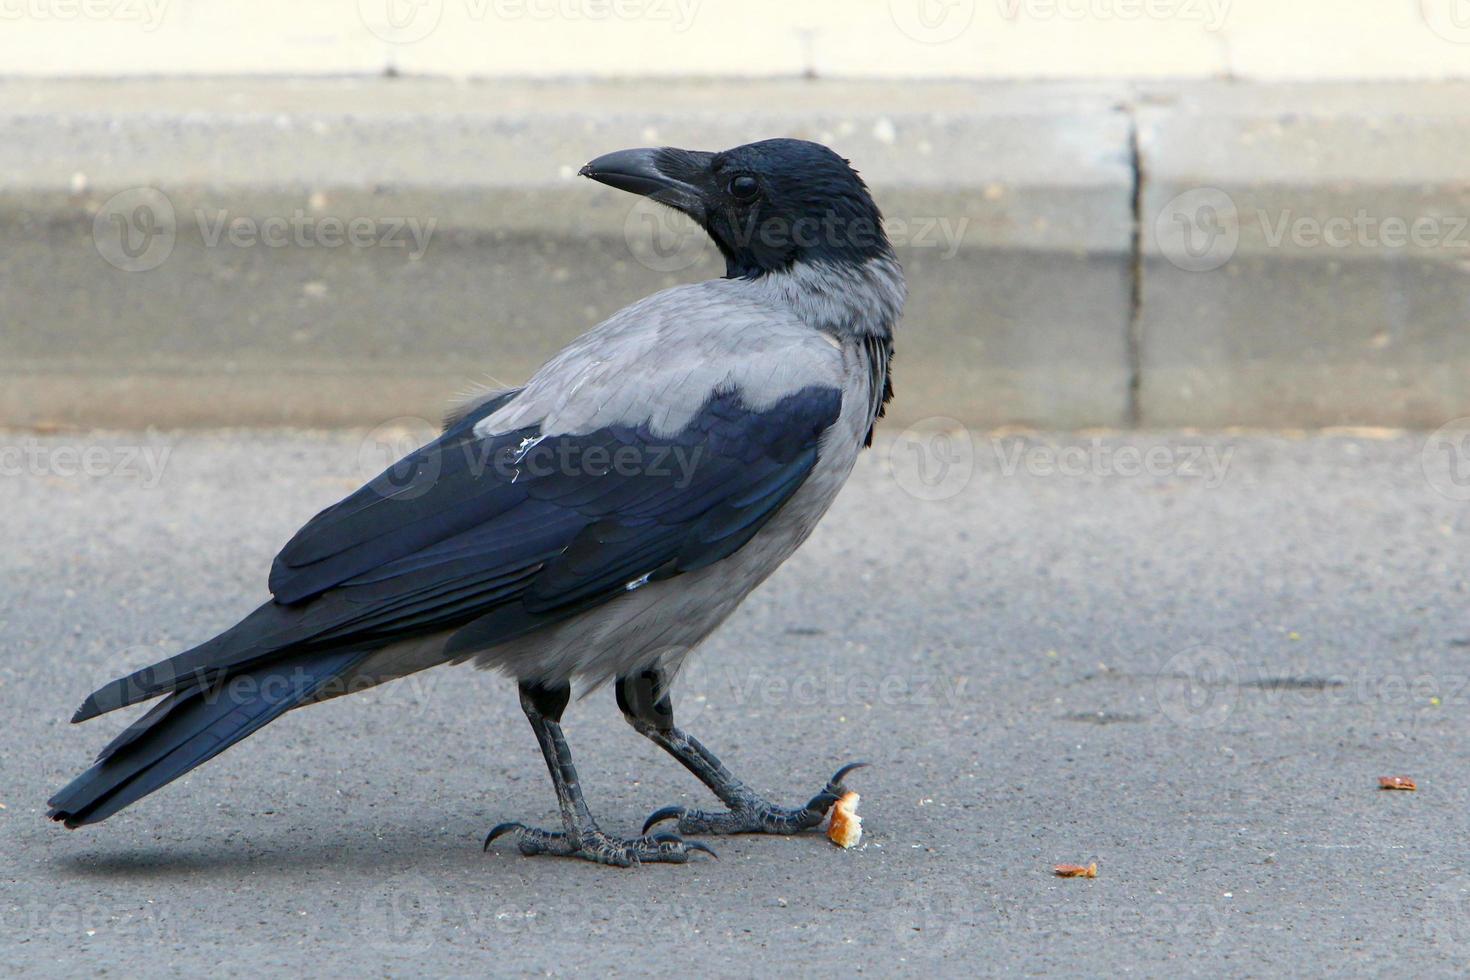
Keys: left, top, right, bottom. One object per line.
{"left": 579, "top": 147, "right": 712, "bottom": 216}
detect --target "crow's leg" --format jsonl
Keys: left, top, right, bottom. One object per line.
{"left": 617, "top": 669, "right": 866, "bottom": 837}
{"left": 484, "top": 681, "right": 715, "bottom": 867}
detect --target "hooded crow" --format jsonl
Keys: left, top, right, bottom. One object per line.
{"left": 48, "top": 138, "right": 906, "bottom": 866}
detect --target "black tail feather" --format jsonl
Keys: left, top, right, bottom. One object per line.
{"left": 71, "top": 600, "right": 298, "bottom": 723}
{"left": 48, "top": 648, "right": 366, "bottom": 828}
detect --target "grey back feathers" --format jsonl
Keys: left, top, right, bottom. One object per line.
{"left": 478, "top": 255, "right": 905, "bottom": 441}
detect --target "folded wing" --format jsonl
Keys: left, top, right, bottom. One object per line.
{"left": 75, "top": 384, "right": 842, "bottom": 721}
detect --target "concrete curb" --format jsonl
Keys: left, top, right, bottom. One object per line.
{"left": 3, "top": 79, "right": 1467, "bottom": 429}
{"left": 1135, "top": 83, "right": 1470, "bottom": 428}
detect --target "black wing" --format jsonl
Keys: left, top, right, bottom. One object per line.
{"left": 76, "top": 385, "right": 842, "bottom": 720}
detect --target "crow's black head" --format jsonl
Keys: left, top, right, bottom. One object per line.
{"left": 581, "top": 138, "right": 891, "bottom": 279}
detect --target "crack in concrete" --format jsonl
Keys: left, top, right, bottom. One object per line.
{"left": 1125, "top": 106, "right": 1144, "bottom": 428}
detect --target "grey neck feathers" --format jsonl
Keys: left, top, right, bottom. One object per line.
{"left": 748, "top": 254, "right": 906, "bottom": 341}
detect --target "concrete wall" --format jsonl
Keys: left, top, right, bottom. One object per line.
{"left": 3, "top": 77, "right": 1469, "bottom": 430}
{"left": 1137, "top": 84, "right": 1470, "bottom": 428}
{"left": 1, "top": 1, "right": 1469, "bottom": 80}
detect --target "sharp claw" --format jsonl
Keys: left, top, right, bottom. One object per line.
{"left": 483, "top": 821, "right": 524, "bottom": 852}
{"left": 642, "top": 805, "right": 685, "bottom": 835}
{"left": 683, "top": 840, "right": 719, "bottom": 860}
{"left": 647, "top": 831, "right": 717, "bottom": 860}
{"left": 803, "top": 761, "right": 872, "bottom": 815}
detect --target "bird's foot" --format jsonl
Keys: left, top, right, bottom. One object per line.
{"left": 483, "top": 822, "right": 717, "bottom": 867}
{"left": 642, "top": 762, "right": 867, "bottom": 836}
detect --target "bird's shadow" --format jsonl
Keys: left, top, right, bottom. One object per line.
{"left": 52, "top": 818, "right": 493, "bottom": 881}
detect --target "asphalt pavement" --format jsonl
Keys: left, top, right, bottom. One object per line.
{"left": 2, "top": 427, "right": 1468, "bottom": 976}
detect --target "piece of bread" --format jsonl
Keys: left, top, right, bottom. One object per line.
{"left": 1053, "top": 862, "right": 1098, "bottom": 878}
{"left": 827, "top": 791, "right": 862, "bottom": 849}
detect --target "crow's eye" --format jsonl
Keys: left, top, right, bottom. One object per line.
{"left": 728, "top": 175, "right": 759, "bottom": 202}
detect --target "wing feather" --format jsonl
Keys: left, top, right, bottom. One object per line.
{"left": 76, "top": 384, "right": 842, "bottom": 721}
